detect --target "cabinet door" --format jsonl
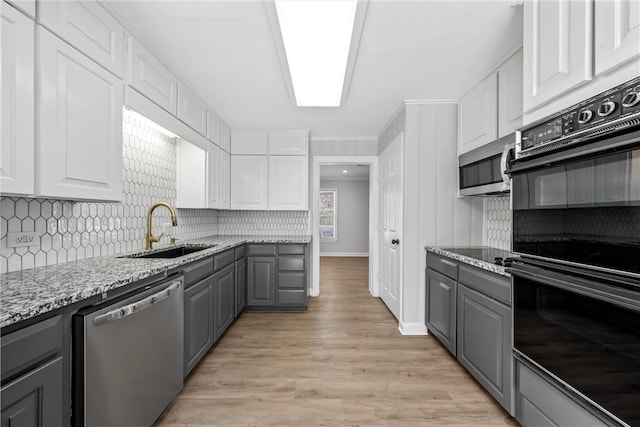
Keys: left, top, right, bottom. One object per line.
{"left": 5, "top": 0, "right": 35, "bottom": 19}
{"left": 127, "top": 38, "right": 178, "bottom": 115}
{"left": 219, "top": 149, "right": 231, "bottom": 209}
{"left": 213, "top": 264, "right": 235, "bottom": 342}
{"left": 231, "top": 132, "right": 268, "bottom": 155}
{"left": 37, "top": 27, "right": 123, "bottom": 201}
{"left": 457, "top": 284, "right": 513, "bottom": 415}
{"left": 1, "top": 357, "right": 63, "bottom": 427}
{"left": 269, "top": 156, "right": 308, "bottom": 210}
{"left": 595, "top": 0, "right": 640, "bottom": 76}
{"left": 207, "top": 143, "right": 221, "bottom": 209}
{"left": 220, "top": 122, "right": 231, "bottom": 153}
{"left": 37, "top": 0, "right": 124, "bottom": 77}
{"left": 235, "top": 257, "right": 247, "bottom": 316}
{"left": 184, "top": 277, "right": 214, "bottom": 377}
{"left": 177, "top": 82, "right": 207, "bottom": 136}
{"left": 498, "top": 49, "right": 523, "bottom": 137}
{"left": 426, "top": 269, "right": 456, "bottom": 355}
{"left": 523, "top": 0, "right": 593, "bottom": 112}
{"left": 207, "top": 110, "right": 221, "bottom": 146}
{"left": 1, "top": 4, "right": 34, "bottom": 196}
{"left": 247, "top": 257, "right": 276, "bottom": 306}
{"left": 458, "top": 74, "right": 498, "bottom": 154}
{"left": 176, "top": 140, "right": 206, "bottom": 208}
{"left": 230, "top": 155, "right": 268, "bottom": 210}
{"left": 268, "top": 132, "right": 308, "bottom": 155}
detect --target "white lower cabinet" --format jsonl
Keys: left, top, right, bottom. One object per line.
{"left": 36, "top": 27, "right": 123, "bottom": 201}
{"left": 1, "top": 4, "right": 35, "bottom": 196}
{"left": 269, "top": 156, "right": 308, "bottom": 210}
{"left": 230, "top": 156, "right": 268, "bottom": 210}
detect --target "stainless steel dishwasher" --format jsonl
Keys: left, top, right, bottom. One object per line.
{"left": 73, "top": 274, "right": 184, "bottom": 427}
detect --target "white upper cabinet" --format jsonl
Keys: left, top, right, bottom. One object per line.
{"left": 498, "top": 49, "right": 523, "bottom": 137}
{"left": 36, "top": 27, "right": 123, "bottom": 201}
{"left": 37, "top": 0, "right": 125, "bottom": 78}
{"left": 207, "top": 110, "right": 221, "bottom": 147}
{"left": 268, "top": 132, "right": 308, "bottom": 155}
{"left": 1, "top": 3, "right": 35, "bottom": 196}
{"left": 219, "top": 149, "right": 231, "bottom": 209}
{"left": 230, "top": 156, "right": 268, "bottom": 210}
{"left": 176, "top": 139, "right": 206, "bottom": 208}
{"left": 595, "top": 0, "right": 640, "bottom": 76}
{"left": 207, "top": 143, "right": 221, "bottom": 209}
{"left": 127, "top": 38, "right": 178, "bottom": 115}
{"left": 5, "top": 0, "right": 35, "bottom": 19}
{"left": 269, "top": 156, "right": 308, "bottom": 210}
{"left": 231, "top": 132, "right": 268, "bottom": 155}
{"left": 220, "top": 122, "right": 231, "bottom": 153}
{"left": 458, "top": 74, "right": 498, "bottom": 154}
{"left": 177, "top": 82, "right": 207, "bottom": 136}
{"left": 523, "top": 0, "right": 593, "bottom": 113}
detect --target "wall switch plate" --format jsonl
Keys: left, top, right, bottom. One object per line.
{"left": 6, "top": 232, "right": 41, "bottom": 248}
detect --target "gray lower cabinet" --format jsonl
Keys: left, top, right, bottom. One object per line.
{"left": 457, "top": 283, "right": 512, "bottom": 413}
{"left": 183, "top": 275, "right": 214, "bottom": 377}
{"left": 235, "top": 256, "right": 247, "bottom": 316}
{"left": 247, "top": 256, "right": 276, "bottom": 306}
{"left": 213, "top": 264, "right": 235, "bottom": 342}
{"left": 1, "top": 315, "right": 65, "bottom": 427}
{"left": 425, "top": 268, "right": 457, "bottom": 355}
{"left": 516, "top": 360, "right": 607, "bottom": 427}
{"left": 277, "top": 244, "right": 308, "bottom": 307}
{"left": 1, "top": 357, "right": 64, "bottom": 427}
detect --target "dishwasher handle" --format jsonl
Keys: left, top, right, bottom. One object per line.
{"left": 93, "top": 280, "right": 182, "bottom": 326}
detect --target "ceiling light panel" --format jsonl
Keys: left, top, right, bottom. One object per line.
{"left": 275, "top": 0, "right": 357, "bottom": 107}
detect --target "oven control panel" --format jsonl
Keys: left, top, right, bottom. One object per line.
{"left": 516, "top": 77, "right": 640, "bottom": 160}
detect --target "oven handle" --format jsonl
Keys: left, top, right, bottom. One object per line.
{"left": 510, "top": 265, "right": 640, "bottom": 312}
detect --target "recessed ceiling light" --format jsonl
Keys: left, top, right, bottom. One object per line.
{"left": 275, "top": 0, "right": 357, "bottom": 107}
{"left": 342, "top": 169, "right": 349, "bottom": 174}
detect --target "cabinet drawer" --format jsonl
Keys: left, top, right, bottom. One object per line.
{"left": 1, "top": 316, "right": 62, "bottom": 380}
{"left": 247, "top": 245, "right": 276, "bottom": 256}
{"left": 278, "top": 244, "right": 305, "bottom": 255}
{"left": 277, "top": 290, "right": 306, "bottom": 306}
{"left": 234, "top": 245, "right": 246, "bottom": 260}
{"left": 214, "top": 250, "right": 235, "bottom": 272}
{"left": 278, "top": 273, "right": 305, "bottom": 289}
{"left": 458, "top": 264, "right": 511, "bottom": 306}
{"left": 517, "top": 362, "right": 607, "bottom": 427}
{"left": 183, "top": 257, "right": 214, "bottom": 287}
{"left": 426, "top": 253, "right": 458, "bottom": 280}
{"left": 278, "top": 257, "right": 304, "bottom": 272}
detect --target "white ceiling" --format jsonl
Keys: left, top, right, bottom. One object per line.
{"left": 106, "top": 0, "right": 523, "bottom": 139}
{"left": 320, "top": 164, "right": 370, "bottom": 180}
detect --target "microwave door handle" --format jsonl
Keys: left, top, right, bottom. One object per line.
{"left": 93, "top": 280, "right": 182, "bottom": 326}
{"left": 501, "top": 145, "right": 513, "bottom": 184}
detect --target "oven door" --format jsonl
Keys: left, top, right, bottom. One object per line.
{"left": 511, "top": 263, "right": 640, "bottom": 426}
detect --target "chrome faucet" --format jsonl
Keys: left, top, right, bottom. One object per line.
{"left": 145, "top": 202, "right": 178, "bottom": 250}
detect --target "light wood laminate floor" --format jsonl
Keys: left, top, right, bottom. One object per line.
{"left": 155, "top": 257, "right": 518, "bottom": 426}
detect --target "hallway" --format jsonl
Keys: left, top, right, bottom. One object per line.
{"left": 155, "top": 257, "right": 517, "bottom": 426}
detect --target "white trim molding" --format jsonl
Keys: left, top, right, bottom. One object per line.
{"left": 320, "top": 252, "right": 369, "bottom": 257}
{"left": 398, "top": 321, "right": 428, "bottom": 336}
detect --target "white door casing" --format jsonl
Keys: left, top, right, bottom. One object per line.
{"left": 378, "top": 134, "right": 403, "bottom": 320}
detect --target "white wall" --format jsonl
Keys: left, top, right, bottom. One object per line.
{"left": 319, "top": 179, "right": 369, "bottom": 255}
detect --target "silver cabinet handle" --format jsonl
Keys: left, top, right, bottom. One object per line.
{"left": 93, "top": 281, "right": 182, "bottom": 326}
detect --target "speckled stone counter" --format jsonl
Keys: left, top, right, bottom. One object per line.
{"left": 425, "top": 246, "right": 515, "bottom": 277}
{"left": 0, "top": 235, "right": 311, "bottom": 328}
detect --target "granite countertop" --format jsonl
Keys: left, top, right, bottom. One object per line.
{"left": 425, "top": 246, "right": 515, "bottom": 277}
{"left": 0, "top": 235, "right": 311, "bottom": 328}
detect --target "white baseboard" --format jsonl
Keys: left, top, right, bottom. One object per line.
{"left": 398, "top": 321, "right": 428, "bottom": 336}
{"left": 320, "top": 252, "right": 369, "bottom": 257}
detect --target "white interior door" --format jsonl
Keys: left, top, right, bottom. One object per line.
{"left": 378, "top": 134, "right": 403, "bottom": 320}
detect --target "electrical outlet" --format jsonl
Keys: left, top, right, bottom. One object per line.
{"left": 6, "top": 232, "right": 40, "bottom": 248}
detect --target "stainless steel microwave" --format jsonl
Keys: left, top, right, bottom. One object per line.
{"left": 458, "top": 133, "right": 515, "bottom": 196}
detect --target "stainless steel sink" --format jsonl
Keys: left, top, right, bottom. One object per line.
{"left": 122, "top": 245, "right": 216, "bottom": 259}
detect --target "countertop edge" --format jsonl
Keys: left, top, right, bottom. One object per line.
{"left": 425, "top": 246, "right": 512, "bottom": 277}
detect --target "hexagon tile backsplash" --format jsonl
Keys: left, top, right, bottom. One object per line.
{"left": 484, "top": 197, "right": 512, "bottom": 251}
{"left": 0, "top": 110, "right": 309, "bottom": 274}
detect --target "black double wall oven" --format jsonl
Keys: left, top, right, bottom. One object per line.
{"left": 508, "top": 77, "right": 640, "bottom": 427}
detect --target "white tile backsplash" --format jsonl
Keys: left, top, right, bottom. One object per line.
{"left": 217, "top": 210, "right": 309, "bottom": 236}
{"left": 484, "top": 197, "right": 512, "bottom": 251}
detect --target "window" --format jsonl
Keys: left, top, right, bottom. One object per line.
{"left": 319, "top": 188, "right": 337, "bottom": 242}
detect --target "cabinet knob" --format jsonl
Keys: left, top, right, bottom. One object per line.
{"left": 391, "top": 238, "right": 400, "bottom": 245}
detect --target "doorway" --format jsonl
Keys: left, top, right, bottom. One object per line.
{"left": 311, "top": 156, "right": 379, "bottom": 297}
